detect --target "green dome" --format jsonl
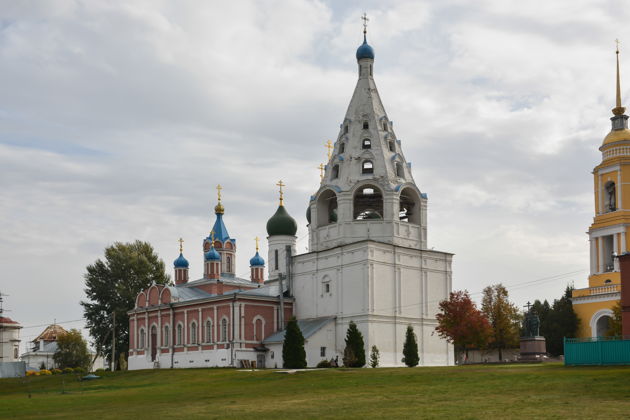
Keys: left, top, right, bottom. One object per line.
{"left": 267, "top": 205, "right": 297, "bottom": 236}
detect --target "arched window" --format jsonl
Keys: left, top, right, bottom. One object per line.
{"left": 399, "top": 187, "right": 422, "bottom": 224}
{"left": 605, "top": 181, "right": 616, "bottom": 212}
{"left": 221, "top": 318, "right": 228, "bottom": 342}
{"left": 362, "top": 160, "right": 374, "bottom": 174}
{"left": 226, "top": 255, "right": 232, "bottom": 272}
{"left": 274, "top": 249, "right": 279, "bottom": 270}
{"left": 332, "top": 165, "right": 339, "bottom": 179}
{"left": 362, "top": 139, "right": 371, "bottom": 149}
{"left": 353, "top": 185, "right": 383, "bottom": 220}
{"left": 206, "top": 320, "right": 213, "bottom": 343}
{"left": 389, "top": 141, "right": 395, "bottom": 152}
{"left": 139, "top": 328, "right": 145, "bottom": 349}
{"left": 176, "top": 324, "right": 183, "bottom": 346}
{"left": 317, "top": 189, "right": 338, "bottom": 226}
{"left": 363, "top": 121, "right": 369, "bottom": 130}
{"left": 339, "top": 143, "right": 345, "bottom": 154}
{"left": 344, "top": 125, "right": 349, "bottom": 134}
{"left": 396, "top": 162, "right": 404, "bottom": 178}
{"left": 596, "top": 315, "right": 612, "bottom": 337}
{"left": 253, "top": 317, "right": 264, "bottom": 341}
{"left": 383, "top": 121, "right": 388, "bottom": 131}
{"left": 190, "top": 321, "right": 197, "bottom": 344}
{"left": 163, "top": 325, "right": 170, "bottom": 347}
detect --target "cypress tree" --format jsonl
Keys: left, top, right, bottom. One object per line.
{"left": 342, "top": 321, "right": 365, "bottom": 367}
{"left": 402, "top": 325, "right": 419, "bottom": 367}
{"left": 282, "top": 317, "right": 306, "bottom": 368}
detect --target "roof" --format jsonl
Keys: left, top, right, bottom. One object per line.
{"left": 0, "top": 316, "right": 20, "bottom": 325}
{"left": 602, "top": 128, "right": 630, "bottom": 147}
{"left": 165, "top": 280, "right": 284, "bottom": 304}
{"left": 210, "top": 213, "right": 233, "bottom": 243}
{"left": 263, "top": 317, "right": 335, "bottom": 344}
{"left": 33, "top": 324, "right": 67, "bottom": 342}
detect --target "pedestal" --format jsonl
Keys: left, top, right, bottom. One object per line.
{"left": 519, "top": 336, "right": 546, "bottom": 361}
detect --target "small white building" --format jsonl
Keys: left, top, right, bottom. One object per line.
{"left": 0, "top": 316, "right": 22, "bottom": 363}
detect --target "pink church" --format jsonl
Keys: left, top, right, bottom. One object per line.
{"left": 128, "top": 194, "right": 294, "bottom": 369}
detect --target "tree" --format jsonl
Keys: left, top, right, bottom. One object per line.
{"left": 435, "top": 290, "right": 492, "bottom": 362}
{"left": 342, "top": 321, "right": 365, "bottom": 367}
{"left": 369, "top": 345, "right": 380, "bottom": 368}
{"left": 53, "top": 329, "right": 91, "bottom": 370}
{"left": 544, "top": 285, "right": 580, "bottom": 356}
{"left": 81, "top": 241, "right": 169, "bottom": 370}
{"left": 607, "top": 301, "right": 622, "bottom": 337}
{"left": 481, "top": 284, "right": 520, "bottom": 361}
{"left": 282, "top": 317, "right": 306, "bottom": 368}
{"left": 402, "top": 325, "right": 419, "bottom": 367}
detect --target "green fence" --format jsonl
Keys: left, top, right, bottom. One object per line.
{"left": 564, "top": 336, "right": 630, "bottom": 366}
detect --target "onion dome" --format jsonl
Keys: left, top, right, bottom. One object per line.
{"left": 204, "top": 247, "right": 220, "bottom": 261}
{"left": 267, "top": 205, "right": 298, "bottom": 236}
{"left": 173, "top": 253, "right": 189, "bottom": 268}
{"left": 250, "top": 251, "right": 265, "bottom": 267}
{"left": 356, "top": 36, "right": 374, "bottom": 60}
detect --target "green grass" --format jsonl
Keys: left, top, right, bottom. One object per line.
{"left": 1, "top": 364, "right": 629, "bottom": 419}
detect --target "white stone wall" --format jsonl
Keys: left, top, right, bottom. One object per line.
{"left": 0, "top": 325, "right": 20, "bottom": 363}
{"left": 128, "top": 347, "right": 233, "bottom": 370}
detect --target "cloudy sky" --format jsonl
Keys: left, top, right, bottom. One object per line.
{"left": 2, "top": 0, "right": 627, "bottom": 348}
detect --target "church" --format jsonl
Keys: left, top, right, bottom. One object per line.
{"left": 128, "top": 25, "right": 454, "bottom": 369}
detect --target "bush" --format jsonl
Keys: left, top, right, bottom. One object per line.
{"left": 342, "top": 321, "right": 365, "bottom": 367}
{"left": 40, "top": 369, "right": 52, "bottom": 376}
{"left": 52, "top": 369, "right": 62, "bottom": 375}
{"left": 74, "top": 367, "right": 86, "bottom": 374}
{"left": 26, "top": 370, "right": 39, "bottom": 377}
{"left": 369, "top": 345, "right": 380, "bottom": 368}
{"left": 94, "top": 368, "right": 106, "bottom": 375}
{"left": 316, "top": 359, "right": 332, "bottom": 368}
{"left": 63, "top": 367, "right": 74, "bottom": 374}
{"left": 402, "top": 325, "right": 419, "bottom": 367}
{"left": 282, "top": 317, "right": 307, "bottom": 369}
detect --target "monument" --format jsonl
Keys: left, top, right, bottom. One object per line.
{"left": 519, "top": 302, "right": 547, "bottom": 361}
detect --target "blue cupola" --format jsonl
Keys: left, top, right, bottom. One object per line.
{"left": 173, "top": 252, "right": 189, "bottom": 268}
{"left": 356, "top": 35, "right": 375, "bottom": 60}
{"left": 249, "top": 251, "right": 265, "bottom": 267}
{"left": 205, "top": 247, "right": 221, "bottom": 261}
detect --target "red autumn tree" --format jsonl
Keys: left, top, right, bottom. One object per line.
{"left": 435, "top": 290, "right": 492, "bottom": 361}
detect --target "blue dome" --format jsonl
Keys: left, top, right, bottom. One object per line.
{"left": 356, "top": 38, "right": 374, "bottom": 60}
{"left": 173, "top": 253, "right": 189, "bottom": 268}
{"left": 249, "top": 251, "right": 265, "bottom": 267}
{"left": 204, "top": 247, "right": 221, "bottom": 261}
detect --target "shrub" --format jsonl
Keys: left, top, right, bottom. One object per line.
{"left": 63, "top": 367, "right": 74, "bottom": 374}
{"left": 26, "top": 370, "right": 39, "bottom": 377}
{"left": 369, "top": 345, "right": 380, "bottom": 368}
{"left": 282, "top": 317, "right": 307, "bottom": 369}
{"left": 402, "top": 325, "right": 419, "bottom": 367}
{"left": 343, "top": 321, "right": 365, "bottom": 367}
{"left": 74, "top": 367, "right": 86, "bottom": 374}
{"left": 94, "top": 368, "right": 106, "bottom": 375}
{"left": 52, "top": 369, "right": 62, "bottom": 375}
{"left": 316, "top": 359, "right": 332, "bottom": 368}
{"left": 40, "top": 369, "right": 52, "bottom": 375}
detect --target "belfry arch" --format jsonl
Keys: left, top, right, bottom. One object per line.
{"left": 353, "top": 184, "right": 383, "bottom": 220}
{"left": 399, "top": 187, "right": 421, "bottom": 224}
{"left": 317, "top": 189, "right": 338, "bottom": 226}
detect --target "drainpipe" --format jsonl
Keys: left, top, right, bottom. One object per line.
{"left": 231, "top": 294, "right": 236, "bottom": 367}
{"left": 169, "top": 304, "right": 174, "bottom": 369}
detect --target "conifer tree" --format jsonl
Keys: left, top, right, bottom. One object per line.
{"left": 342, "top": 321, "right": 365, "bottom": 367}
{"left": 402, "top": 325, "right": 419, "bottom": 367}
{"left": 369, "top": 345, "right": 380, "bottom": 368}
{"left": 282, "top": 317, "right": 306, "bottom": 369}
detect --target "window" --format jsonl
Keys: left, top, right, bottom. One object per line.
{"left": 383, "top": 121, "right": 387, "bottom": 131}
{"left": 339, "top": 143, "right": 345, "bottom": 154}
{"left": 254, "top": 318, "right": 264, "bottom": 341}
{"left": 604, "top": 181, "right": 616, "bottom": 212}
{"left": 399, "top": 187, "right": 421, "bottom": 224}
{"left": 344, "top": 125, "right": 348, "bottom": 134}
{"left": 139, "top": 328, "right": 145, "bottom": 349}
{"left": 396, "top": 162, "right": 404, "bottom": 178}
{"left": 14, "top": 347, "right": 18, "bottom": 359}
{"left": 226, "top": 255, "right": 232, "bottom": 272}
{"left": 363, "top": 121, "right": 369, "bottom": 130}
{"left": 221, "top": 318, "right": 228, "bottom": 342}
{"left": 325, "top": 283, "right": 330, "bottom": 293}
{"left": 176, "top": 324, "right": 183, "bottom": 346}
{"left": 164, "top": 325, "right": 169, "bottom": 347}
{"left": 362, "top": 139, "right": 371, "bottom": 149}
{"left": 317, "top": 189, "right": 338, "bottom": 226}
{"left": 320, "top": 347, "right": 326, "bottom": 357}
{"left": 274, "top": 249, "right": 279, "bottom": 270}
{"left": 206, "top": 320, "right": 213, "bottom": 343}
{"left": 362, "top": 160, "right": 374, "bottom": 174}
{"left": 332, "top": 165, "right": 339, "bottom": 179}
{"left": 354, "top": 185, "right": 383, "bottom": 220}
{"left": 602, "top": 235, "right": 614, "bottom": 272}
{"left": 388, "top": 141, "right": 395, "bottom": 152}
{"left": 190, "top": 322, "right": 197, "bottom": 344}
{"left": 605, "top": 279, "right": 612, "bottom": 284}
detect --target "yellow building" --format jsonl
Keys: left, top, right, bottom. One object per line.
{"left": 572, "top": 47, "right": 627, "bottom": 338}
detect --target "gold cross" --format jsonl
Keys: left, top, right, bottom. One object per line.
{"left": 210, "top": 229, "right": 215, "bottom": 244}
{"left": 216, "top": 184, "right": 222, "bottom": 202}
{"left": 178, "top": 237, "right": 184, "bottom": 254}
{"left": 276, "top": 180, "right": 285, "bottom": 205}
{"left": 318, "top": 163, "right": 325, "bottom": 181}
{"left": 361, "top": 12, "right": 369, "bottom": 34}
{"left": 255, "top": 236, "right": 260, "bottom": 252}
{"left": 325, "top": 140, "right": 333, "bottom": 160}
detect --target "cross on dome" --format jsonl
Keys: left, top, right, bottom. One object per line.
{"left": 255, "top": 236, "right": 260, "bottom": 251}
{"left": 361, "top": 12, "right": 369, "bottom": 35}
{"left": 178, "top": 237, "right": 184, "bottom": 253}
{"left": 318, "top": 163, "right": 325, "bottom": 181}
{"left": 325, "top": 140, "right": 333, "bottom": 160}
{"left": 276, "top": 180, "right": 285, "bottom": 205}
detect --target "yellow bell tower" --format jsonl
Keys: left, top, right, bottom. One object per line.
{"left": 572, "top": 43, "right": 625, "bottom": 337}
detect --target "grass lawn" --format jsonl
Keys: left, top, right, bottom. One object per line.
{"left": 1, "top": 363, "right": 629, "bottom": 419}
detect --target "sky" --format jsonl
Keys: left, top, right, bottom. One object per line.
{"left": 1, "top": 0, "right": 628, "bottom": 350}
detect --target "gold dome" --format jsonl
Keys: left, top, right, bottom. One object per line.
{"left": 602, "top": 129, "right": 630, "bottom": 146}
{"left": 214, "top": 203, "right": 224, "bottom": 214}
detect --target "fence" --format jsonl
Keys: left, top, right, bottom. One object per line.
{"left": 0, "top": 361, "right": 26, "bottom": 378}
{"left": 564, "top": 336, "right": 630, "bottom": 366}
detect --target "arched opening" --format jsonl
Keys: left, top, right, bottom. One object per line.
{"left": 226, "top": 255, "right": 232, "bottom": 272}
{"left": 176, "top": 324, "right": 183, "bottom": 346}
{"left": 383, "top": 121, "right": 388, "bottom": 131}
{"left": 332, "top": 164, "right": 339, "bottom": 179}
{"left": 362, "top": 139, "right": 371, "bottom": 149}
{"left": 221, "top": 318, "right": 228, "bottom": 342}
{"left": 253, "top": 318, "right": 264, "bottom": 341}
{"left": 139, "top": 328, "right": 146, "bottom": 349}
{"left": 339, "top": 143, "right": 345, "bottom": 154}
{"left": 163, "top": 325, "right": 170, "bottom": 347}
{"left": 354, "top": 185, "right": 383, "bottom": 220}
{"left": 396, "top": 162, "right": 404, "bottom": 178}
{"left": 317, "top": 189, "right": 338, "bottom": 226}
{"left": 363, "top": 121, "right": 369, "bottom": 130}
{"left": 399, "top": 187, "right": 421, "bottom": 224}
{"left": 389, "top": 141, "right": 395, "bottom": 152}
{"left": 274, "top": 249, "right": 279, "bottom": 270}
{"left": 190, "top": 321, "right": 197, "bottom": 344}
{"left": 596, "top": 315, "right": 612, "bottom": 337}
{"left": 150, "top": 326, "right": 157, "bottom": 361}
{"left": 344, "top": 125, "right": 349, "bottom": 134}
{"left": 605, "top": 181, "right": 616, "bottom": 212}
{"left": 206, "top": 320, "right": 213, "bottom": 343}
{"left": 362, "top": 160, "right": 374, "bottom": 174}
